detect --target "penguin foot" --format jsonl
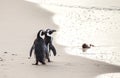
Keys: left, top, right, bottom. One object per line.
{"left": 40, "top": 61, "right": 46, "bottom": 65}
{"left": 48, "top": 60, "right": 51, "bottom": 62}
{"left": 47, "top": 58, "right": 51, "bottom": 62}
{"left": 32, "top": 63, "right": 38, "bottom": 65}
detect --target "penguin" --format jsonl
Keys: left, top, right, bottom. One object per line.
{"left": 44, "top": 29, "right": 57, "bottom": 56}
{"left": 82, "top": 43, "right": 94, "bottom": 49}
{"left": 29, "top": 30, "right": 50, "bottom": 65}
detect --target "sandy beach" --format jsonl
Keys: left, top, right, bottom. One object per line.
{"left": 0, "top": 0, "right": 120, "bottom": 78}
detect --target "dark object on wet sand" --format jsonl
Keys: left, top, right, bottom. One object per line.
{"left": 29, "top": 30, "right": 50, "bottom": 65}
{"left": 82, "top": 43, "right": 94, "bottom": 48}
{"left": 0, "top": 57, "right": 3, "bottom": 61}
{"left": 44, "top": 29, "right": 57, "bottom": 56}
{"left": 12, "top": 54, "right": 17, "bottom": 56}
{"left": 4, "top": 52, "right": 8, "bottom": 54}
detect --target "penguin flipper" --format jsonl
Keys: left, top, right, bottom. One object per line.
{"left": 49, "top": 44, "right": 56, "bottom": 56}
{"left": 30, "top": 44, "right": 35, "bottom": 57}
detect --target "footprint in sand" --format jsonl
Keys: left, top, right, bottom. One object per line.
{"left": 11, "top": 54, "right": 17, "bottom": 56}
{"left": 0, "top": 57, "right": 3, "bottom": 61}
{"left": 4, "top": 52, "right": 8, "bottom": 54}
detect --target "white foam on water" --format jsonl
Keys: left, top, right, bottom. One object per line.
{"left": 96, "top": 73, "right": 120, "bottom": 78}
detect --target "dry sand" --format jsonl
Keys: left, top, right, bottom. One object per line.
{"left": 0, "top": 0, "right": 120, "bottom": 78}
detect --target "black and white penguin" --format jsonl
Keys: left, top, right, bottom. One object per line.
{"left": 82, "top": 43, "right": 94, "bottom": 48}
{"left": 29, "top": 30, "right": 50, "bottom": 65}
{"left": 44, "top": 29, "right": 57, "bottom": 56}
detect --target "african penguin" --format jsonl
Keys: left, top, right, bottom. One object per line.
{"left": 44, "top": 29, "right": 57, "bottom": 56}
{"left": 82, "top": 43, "right": 94, "bottom": 49}
{"left": 29, "top": 30, "right": 50, "bottom": 65}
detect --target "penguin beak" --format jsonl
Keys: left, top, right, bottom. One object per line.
{"left": 45, "top": 29, "right": 56, "bottom": 35}
{"left": 49, "top": 30, "right": 56, "bottom": 34}
{"left": 52, "top": 30, "right": 56, "bottom": 32}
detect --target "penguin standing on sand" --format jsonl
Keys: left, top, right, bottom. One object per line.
{"left": 44, "top": 29, "right": 57, "bottom": 56}
{"left": 29, "top": 30, "right": 50, "bottom": 65}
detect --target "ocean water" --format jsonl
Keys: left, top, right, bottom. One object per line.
{"left": 26, "top": 0, "right": 120, "bottom": 9}
{"left": 25, "top": 0, "right": 120, "bottom": 77}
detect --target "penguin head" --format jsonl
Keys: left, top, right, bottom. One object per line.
{"left": 82, "top": 43, "right": 91, "bottom": 48}
{"left": 37, "top": 30, "right": 45, "bottom": 38}
{"left": 45, "top": 29, "right": 56, "bottom": 36}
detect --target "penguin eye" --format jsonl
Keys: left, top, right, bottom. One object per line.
{"left": 47, "top": 31, "right": 51, "bottom": 37}
{"left": 49, "top": 31, "right": 52, "bottom": 34}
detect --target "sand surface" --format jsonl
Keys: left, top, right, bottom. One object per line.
{"left": 0, "top": 0, "right": 120, "bottom": 78}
